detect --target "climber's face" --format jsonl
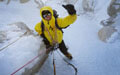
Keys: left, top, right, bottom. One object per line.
{"left": 42, "top": 10, "right": 52, "bottom": 21}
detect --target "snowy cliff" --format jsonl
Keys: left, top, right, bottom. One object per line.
{"left": 0, "top": 0, "right": 120, "bottom": 75}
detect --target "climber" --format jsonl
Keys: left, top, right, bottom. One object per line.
{"left": 35, "top": 4, "right": 77, "bottom": 60}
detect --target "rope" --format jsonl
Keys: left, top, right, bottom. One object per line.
{"left": 44, "top": 22, "right": 58, "bottom": 75}
{"left": 45, "top": 24, "right": 58, "bottom": 46}
{"left": 52, "top": 51, "right": 56, "bottom": 75}
{"left": 0, "top": 32, "right": 27, "bottom": 51}
{"left": 11, "top": 53, "right": 41, "bottom": 75}
{"left": 11, "top": 47, "right": 53, "bottom": 75}
{"left": 57, "top": 51, "right": 78, "bottom": 75}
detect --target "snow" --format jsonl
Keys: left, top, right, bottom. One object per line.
{"left": 0, "top": 0, "right": 120, "bottom": 75}
{"left": 0, "top": 0, "right": 41, "bottom": 30}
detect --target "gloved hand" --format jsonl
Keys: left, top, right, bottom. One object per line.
{"left": 62, "top": 4, "right": 76, "bottom": 15}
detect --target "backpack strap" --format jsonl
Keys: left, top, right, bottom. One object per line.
{"left": 55, "top": 19, "right": 64, "bottom": 33}
{"left": 41, "top": 21, "right": 48, "bottom": 41}
{"left": 41, "top": 21, "right": 44, "bottom": 33}
{"left": 55, "top": 19, "right": 61, "bottom": 30}
{"left": 41, "top": 19, "right": 64, "bottom": 33}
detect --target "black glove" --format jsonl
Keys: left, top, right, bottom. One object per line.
{"left": 62, "top": 4, "right": 76, "bottom": 15}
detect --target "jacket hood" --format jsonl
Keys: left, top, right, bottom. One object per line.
{"left": 40, "top": 6, "right": 54, "bottom": 20}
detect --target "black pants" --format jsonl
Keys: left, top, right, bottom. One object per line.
{"left": 43, "top": 38, "right": 68, "bottom": 55}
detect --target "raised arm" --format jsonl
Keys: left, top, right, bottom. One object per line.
{"left": 57, "top": 4, "right": 77, "bottom": 28}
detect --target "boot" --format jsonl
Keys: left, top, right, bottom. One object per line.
{"left": 65, "top": 52, "right": 73, "bottom": 60}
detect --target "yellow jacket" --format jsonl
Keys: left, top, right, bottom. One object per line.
{"left": 35, "top": 6, "right": 77, "bottom": 45}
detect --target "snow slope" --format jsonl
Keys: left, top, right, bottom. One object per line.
{"left": 37, "top": 0, "right": 120, "bottom": 75}
{"left": 37, "top": 14, "right": 120, "bottom": 75}
{"left": 0, "top": 0, "right": 120, "bottom": 75}
{"left": 0, "top": 1, "right": 43, "bottom": 75}
{"left": 0, "top": 0, "right": 40, "bottom": 29}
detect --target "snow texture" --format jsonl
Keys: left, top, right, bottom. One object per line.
{"left": 0, "top": 0, "right": 120, "bottom": 75}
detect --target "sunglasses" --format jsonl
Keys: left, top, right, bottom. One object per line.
{"left": 43, "top": 13, "right": 51, "bottom": 18}
{"left": 42, "top": 11, "right": 51, "bottom": 18}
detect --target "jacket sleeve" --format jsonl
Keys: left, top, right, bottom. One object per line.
{"left": 57, "top": 14, "right": 77, "bottom": 28}
{"left": 34, "top": 22, "right": 42, "bottom": 35}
